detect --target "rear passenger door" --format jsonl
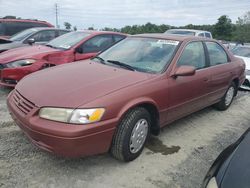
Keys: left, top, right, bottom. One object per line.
{"left": 204, "top": 41, "right": 234, "bottom": 103}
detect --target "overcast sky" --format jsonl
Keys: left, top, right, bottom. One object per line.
{"left": 0, "top": 0, "right": 249, "bottom": 29}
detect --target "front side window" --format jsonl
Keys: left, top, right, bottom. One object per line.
{"left": 177, "top": 42, "right": 206, "bottom": 69}
{"left": 206, "top": 42, "right": 228, "bottom": 66}
{"left": 10, "top": 28, "right": 37, "bottom": 41}
{"left": 97, "top": 37, "right": 180, "bottom": 73}
{"left": 82, "top": 35, "right": 113, "bottom": 53}
{"left": 31, "top": 30, "right": 56, "bottom": 42}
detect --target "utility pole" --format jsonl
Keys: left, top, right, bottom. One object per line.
{"left": 55, "top": 3, "right": 59, "bottom": 28}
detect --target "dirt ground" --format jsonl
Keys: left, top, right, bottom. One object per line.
{"left": 0, "top": 87, "right": 249, "bottom": 188}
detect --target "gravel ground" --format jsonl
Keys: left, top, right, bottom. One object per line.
{"left": 0, "top": 87, "right": 249, "bottom": 188}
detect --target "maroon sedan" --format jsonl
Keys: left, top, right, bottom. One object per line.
{"left": 0, "top": 30, "right": 126, "bottom": 87}
{"left": 7, "top": 34, "right": 245, "bottom": 161}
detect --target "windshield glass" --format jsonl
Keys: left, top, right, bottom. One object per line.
{"left": 97, "top": 37, "right": 179, "bottom": 73}
{"left": 47, "top": 31, "right": 90, "bottom": 49}
{"left": 232, "top": 46, "right": 250, "bottom": 58}
{"left": 10, "top": 28, "right": 38, "bottom": 41}
{"left": 165, "top": 30, "right": 195, "bottom": 36}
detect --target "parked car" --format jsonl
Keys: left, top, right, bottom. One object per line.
{"left": 0, "top": 27, "right": 69, "bottom": 53}
{"left": 0, "top": 30, "right": 126, "bottom": 87}
{"left": 165, "top": 29, "right": 213, "bottom": 38}
{"left": 231, "top": 45, "right": 250, "bottom": 90}
{"left": 0, "top": 19, "right": 54, "bottom": 38}
{"left": 202, "top": 128, "right": 250, "bottom": 188}
{"left": 7, "top": 34, "right": 245, "bottom": 161}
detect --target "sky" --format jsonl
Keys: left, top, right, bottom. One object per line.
{"left": 0, "top": 0, "right": 249, "bottom": 29}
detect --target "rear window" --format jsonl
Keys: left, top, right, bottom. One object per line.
{"left": 0, "top": 21, "right": 50, "bottom": 36}
{"left": 232, "top": 46, "right": 250, "bottom": 58}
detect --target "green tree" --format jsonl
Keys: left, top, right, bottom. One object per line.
{"left": 64, "top": 22, "right": 71, "bottom": 30}
{"left": 3, "top": 15, "right": 16, "bottom": 19}
{"left": 233, "top": 11, "right": 250, "bottom": 43}
{"left": 214, "top": 15, "right": 233, "bottom": 40}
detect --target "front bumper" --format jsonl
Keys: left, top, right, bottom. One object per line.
{"left": 7, "top": 90, "right": 117, "bottom": 157}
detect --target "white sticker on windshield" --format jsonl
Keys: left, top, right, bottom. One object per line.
{"left": 157, "top": 40, "right": 179, "bottom": 45}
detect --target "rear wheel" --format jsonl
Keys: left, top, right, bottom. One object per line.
{"left": 214, "top": 82, "right": 237, "bottom": 111}
{"left": 110, "top": 107, "right": 151, "bottom": 162}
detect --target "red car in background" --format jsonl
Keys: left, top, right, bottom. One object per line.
{"left": 0, "top": 18, "right": 54, "bottom": 38}
{"left": 0, "top": 30, "right": 126, "bottom": 87}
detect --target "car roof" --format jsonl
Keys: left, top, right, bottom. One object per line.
{"left": 167, "top": 29, "right": 211, "bottom": 33}
{"left": 25, "top": 27, "right": 68, "bottom": 31}
{"left": 75, "top": 30, "right": 127, "bottom": 36}
{"left": 0, "top": 18, "right": 53, "bottom": 26}
{"left": 131, "top": 33, "right": 209, "bottom": 42}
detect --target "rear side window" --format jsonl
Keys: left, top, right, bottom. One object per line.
{"left": 205, "top": 33, "right": 211, "bottom": 38}
{"left": 58, "top": 30, "right": 69, "bottom": 36}
{"left": 82, "top": 35, "right": 114, "bottom": 53}
{"left": 177, "top": 42, "right": 206, "bottom": 70}
{"left": 0, "top": 23, "right": 6, "bottom": 35}
{"left": 198, "top": 33, "right": 204, "bottom": 37}
{"left": 206, "top": 42, "right": 228, "bottom": 66}
{"left": 113, "top": 35, "right": 126, "bottom": 42}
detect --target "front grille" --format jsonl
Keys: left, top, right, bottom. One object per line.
{"left": 12, "top": 90, "right": 35, "bottom": 115}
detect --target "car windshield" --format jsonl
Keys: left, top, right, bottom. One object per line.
{"left": 232, "top": 46, "right": 250, "bottom": 58}
{"left": 10, "top": 28, "right": 38, "bottom": 41}
{"left": 165, "top": 30, "right": 195, "bottom": 36}
{"left": 47, "top": 31, "right": 90, "bottom": 50}
{"left": 97, "top": 37, "right": 179, "bottom": 73}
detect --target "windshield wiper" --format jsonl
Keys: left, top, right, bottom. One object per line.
{"left": 107, "top": 60, "right": 135, "bottom": 71}
{"left": 92, "top": 56, "right": 106, "bottom": 64}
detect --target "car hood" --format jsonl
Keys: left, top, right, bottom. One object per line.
{"left": 235, "top": 55, "right": 250, "bottom": 70}
{"left": 219, "top": 130, "right": 250, "bottom": 188}
{"left": 16, "top": 60, "right": 154, "bottom": 108}
{"left": 0, "top": 45, "right": 60, "bottom": 64}
{"left": 0, "top": 42, "right": 24, "bottom": 52}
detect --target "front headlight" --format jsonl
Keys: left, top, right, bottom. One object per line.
{"left": 39, "top": 107, "right": 105, "bottom": 124}
{"left": 6, "top": 59, "right": 36, "bottom": 68}
{"left": 206, "top": 177, "right": 218, "bottom": 188}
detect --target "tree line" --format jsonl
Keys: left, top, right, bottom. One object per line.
{"left": 100, "top": 12, "right": 250, "bottom": 43}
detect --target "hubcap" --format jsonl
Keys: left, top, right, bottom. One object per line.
{"left": 225, "top": 86, "right": 234, "bottom": 106}
{"left": 129, "top": 119, "right": 148, "bottom": 154}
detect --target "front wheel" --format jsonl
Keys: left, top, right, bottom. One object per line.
{"left": 110, "top": 107, "right": 151, "bottom": 162}
{"left": 214, "top": 82, "right": 237, "bottom": 111}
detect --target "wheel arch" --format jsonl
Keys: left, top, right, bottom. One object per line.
{"left": 117, "top": 98, "right": 160, "bottom": 135}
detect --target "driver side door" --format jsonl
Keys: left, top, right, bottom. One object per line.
{"left": 74, "top": 34, "right": 114, "bottom": 61}
{"left": 165, "top": 41, "right": 211, "bottom": 124}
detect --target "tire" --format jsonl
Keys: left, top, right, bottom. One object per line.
{"left": 110, "top": 107, "right": 151, "bottom": 162}
{"left": 214, "top": 82, "right": 237, "bottom": 111}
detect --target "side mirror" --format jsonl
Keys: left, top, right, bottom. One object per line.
{"left": 27, "top": 38, "right": 35, "bottom": 45}
{"left": 75, "top": 47, "right": 83, "bottom": 54}
{"left": 172, "top": 65, "right": 196, "bottom": 77}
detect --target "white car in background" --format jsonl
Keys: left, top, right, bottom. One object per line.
{"left": 232, "top": 45, "right": 250, "bottom": 90}
{"left": 165, "top": 29, "right": 213, "bottom": 38}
